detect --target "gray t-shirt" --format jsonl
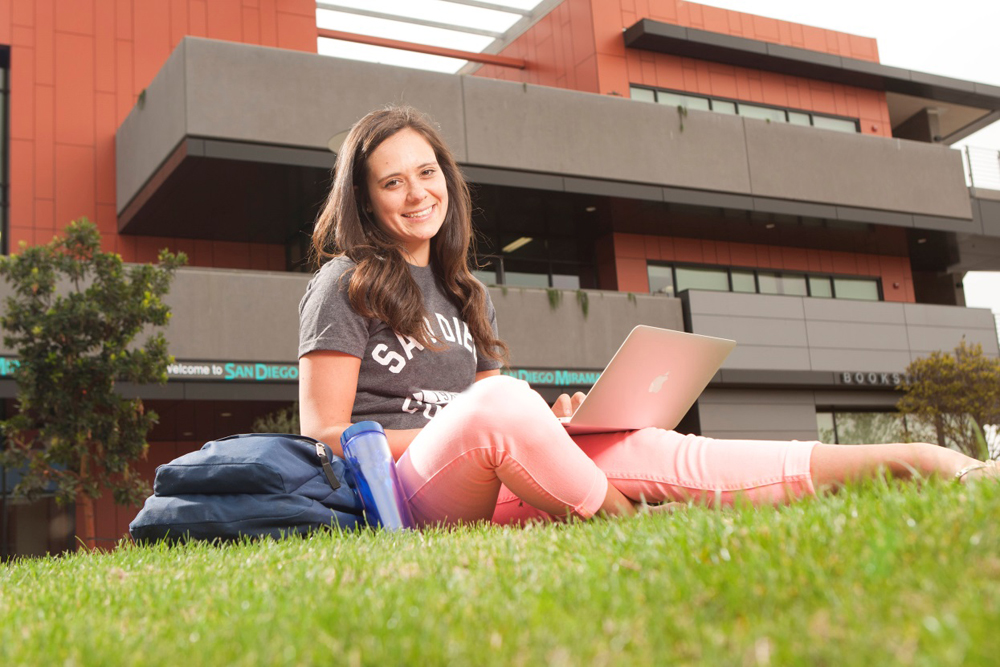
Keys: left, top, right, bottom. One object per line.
{"left": 298, "top": 256, "right": 501, "bottom": 429}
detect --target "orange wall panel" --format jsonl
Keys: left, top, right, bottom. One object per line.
{"left": 478, "top": 0, "right": 890, "bottom": 136}
{"left": 6, "top": 0, "right": 316, "bottom": 265}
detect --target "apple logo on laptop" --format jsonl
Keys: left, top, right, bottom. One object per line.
{"left": 648, "top": 372, "right": 670, "bottom": 393}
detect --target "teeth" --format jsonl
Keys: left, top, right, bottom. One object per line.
{"left": 403, "top": 206, "right": 432, "bottom": 218}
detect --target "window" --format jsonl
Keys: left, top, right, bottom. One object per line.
{"left": 630, "top": 85, "right": 859, "bottom": 134}
{"left": 675, "top": 266, "right": 729, "bottom": 292}
{"left": 808, "top": 276, "right": 833, "bottom": 298}
{"left": 731, "top": 270, "right": 756, "bottom": 293}
{"left": 647, "top": 264, "right": 674, "bottom": 296}
{"left": 739, "top": 104, "right": 786, "bottom": 123}
{"left": 648, "top": 262, "right": 881, "bottom": 301}
{"left": 833, "top": 277, "right": 881, "bottom": 301}
{"left": 473, "top": 236, "right": 595, "bottom": 289}
{"left": 758, "top": 272, "right": 807, "bottom": 296}
{"left": 657, "top": 91, "right": 710, "bottom": 111}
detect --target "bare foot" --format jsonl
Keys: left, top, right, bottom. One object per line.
{"left": 639, "top": 502, "right": 687, "bottom": 514}
{"left": 957, "top": 460, "right": 1000, "bottom": 484}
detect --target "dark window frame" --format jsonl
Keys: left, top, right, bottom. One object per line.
{"left": 647, "top": 260, "right": 884, "bottom": 301}
{"left": 630, "top": 84, "right": 861, "bottom": 134}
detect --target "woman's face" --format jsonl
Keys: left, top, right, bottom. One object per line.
{"left": 365, "top": 128, "right": 449, "bottom": 266}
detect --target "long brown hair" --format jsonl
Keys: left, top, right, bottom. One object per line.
{"left": 312, "top": 106, "right": 508, "bottom": 365}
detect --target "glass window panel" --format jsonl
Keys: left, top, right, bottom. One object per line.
{"left": 473, "top": 269, "right": 496, "bottom": 285}
{"left": 503, "top": 259, "right": 549, "bottom": 288}
{"left": 788, "top": 111, "right": 811, "bottom": 126}
{"left": 657, "top": 92, "right": 710, "bottom": 111}
{"left": 504, "top": 271, "right": 549, "bottom": 288}
{"left": 551, "top": 272, "right": 580, "bottom": 290}
{"left": 833, "top": 412, "right": 906, "bottom": 445}
{"left": 808, "top": 276, "right": 833, "bottom": 298}
{"left": 757, "top": 272, "right": 779, "bottom": 294}
{"left": 630, "top": 86, "right": 656, "bottom": 103}
{"left": 812, "top": 115, "right": 859, "bottom": 133}
{"left": 738, "top": 104, "right": 786, "bottom": 123}
{"left": 711, "top": 99, "right": 737, "bottom": 115}
{"left": 779, "top": 274, "right": 808, "bottom": 296}
{"left": 816, "top": 412, "right": 836, "bottom": 444}
{"left": 758, "top": 272, "right": 806, "bottom": 296}
{"left": 731, "top": 270, "right": 756, "bottom": 293}
{"left": 473, "top": 258, "right": 497, "bottom": 286}
{"left": 833, "top": 278, "right": 880, "bottom": 301}
{"left": 675, "top": 266, "right": 730, "bottom": 292}
{"left": 647, "top": 264, "right": 674, "bottom": 296}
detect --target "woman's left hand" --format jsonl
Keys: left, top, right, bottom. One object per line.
{"left": 551, "top": 392, "right": 587, "bottom": 418}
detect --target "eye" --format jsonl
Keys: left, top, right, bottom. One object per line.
{"left": 383, "top": 178, "right": 401, "bottom": 189}
{"left": 421, "top": 167, "right": 437, "bottom": 177}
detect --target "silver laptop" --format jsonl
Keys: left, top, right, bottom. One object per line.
{"left": 559, "top": 325, "right": 735, "bottom": 435}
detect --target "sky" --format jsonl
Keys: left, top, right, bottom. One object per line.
{"left": 696, "top": 0, "right": 1000, "bottom": 329}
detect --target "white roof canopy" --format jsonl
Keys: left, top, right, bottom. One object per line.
{"left": 316, "top": 0, "right": 560, "bottom": 74}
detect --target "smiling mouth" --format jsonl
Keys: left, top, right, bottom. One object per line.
{"left": 402, "top": 205, "right": 434, "bottom": 219}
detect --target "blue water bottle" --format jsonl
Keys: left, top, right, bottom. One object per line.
{"left": 340, "top": 421, "right": 415, "bottom": 530}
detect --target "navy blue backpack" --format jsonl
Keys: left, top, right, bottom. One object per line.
{"left": 129, "top": 433, "right": 366, "bottom": 542}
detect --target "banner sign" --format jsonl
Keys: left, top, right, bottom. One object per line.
{"left": 0, "top": 357, "right": 298, "bottom": 383}
{"left": 166, "top": 361, "right": 299, "bottom": 382}
{"left": 501, "top": 368, "right": 601, "bottom": 387}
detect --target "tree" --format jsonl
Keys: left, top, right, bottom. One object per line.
{"left": 896, "top": 340, "right": 1000, "bottom": 460}
{"left": 0, "top": 219, "right": 186, "bottom": 550}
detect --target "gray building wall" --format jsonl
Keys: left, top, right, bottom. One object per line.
{"left": 0, "top": 267, "right": 685, "bottom": 371}
{"left": 118, "top": 37, "right": 975, "bottom": 226}
{"left": 685, "top": 290, "right": 999, "bottom": 374}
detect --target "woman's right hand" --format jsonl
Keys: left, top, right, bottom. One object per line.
{"left": 551, "top": 392, "right": 586, "bottom": 418}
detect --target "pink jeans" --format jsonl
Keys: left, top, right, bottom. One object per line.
{"left": 395, "top": 375, "right": 817, "bottom": 526}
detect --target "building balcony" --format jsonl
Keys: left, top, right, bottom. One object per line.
{"left": 117, "top": 37, "right": 985, "bottom": 248}
{"left": 682, "top": 289, "right": 999, "bottom": 383}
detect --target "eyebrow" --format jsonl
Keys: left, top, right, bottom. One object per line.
{"left": 373, "top": 161, "right": 438, "bottom": 183}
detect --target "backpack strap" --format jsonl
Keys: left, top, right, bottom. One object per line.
{"left": 315, "top": 443, "right": 342, "bottom": 490}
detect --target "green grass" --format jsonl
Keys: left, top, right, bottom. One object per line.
{"left": 3, "top": 478, "right": 1000, "bottom": 666}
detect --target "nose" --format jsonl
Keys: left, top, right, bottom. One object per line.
{"left": 406, "top": 180, "right": 427, "bottom": 203}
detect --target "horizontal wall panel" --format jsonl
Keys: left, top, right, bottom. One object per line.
{"left": 692, "top": 314, "right": 808, "bottom": 348}
{"left": 902, "top": 303, "right": 996, "bottom": 329}
{"left": 699, "top": 389, "right": 817, "bottom": 405}
{"left": 686, "top": 291, "right": 999, "bottom": 375}
{"left": 723, "top": 345, "right": 813, "bottom": 371}
{"left": 906, "top": 326, "right": 1000, "bottom": 355}
{"left": 803, "top": 298, "right": 906, "bottom": 324}
{"left": 804, "top": 321, "right": 910, "bottom": 351}
{"left": 809, "top": 348, "right": 915, "bottom": 372}
{"left": 686, "top": 290, "right": 806, "bottom": 319}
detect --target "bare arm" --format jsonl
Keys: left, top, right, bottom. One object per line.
{"left": 298, "top": 350, "right": 420, "bottom": 461}
{"left": 474, "top": 369, "right": 501, "bottom": 382}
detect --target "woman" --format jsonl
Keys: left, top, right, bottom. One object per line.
{"left": 298, "top": 106, "right": 996, "bottom": 527}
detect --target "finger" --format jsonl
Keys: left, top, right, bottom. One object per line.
{"left": 571, "top": 392, "right": 587, "bottom": 412}
{"left": 551, "top": 394, "right": 572, "bottom": 417}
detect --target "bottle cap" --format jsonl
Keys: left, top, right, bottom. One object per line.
{"left": 340, "top": 421, "right": 386, "bottom": 448}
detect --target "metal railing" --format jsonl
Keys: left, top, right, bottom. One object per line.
{"left": 965, "top": 145, "right": 1000, "bottom": 191}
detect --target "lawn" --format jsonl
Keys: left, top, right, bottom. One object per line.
{"left": 2, "top": 477, "right": 999, "bottom": 666}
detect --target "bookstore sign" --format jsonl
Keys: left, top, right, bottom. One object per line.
{"left": 836, "top": 371, "right": 907, "bottom": 387}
